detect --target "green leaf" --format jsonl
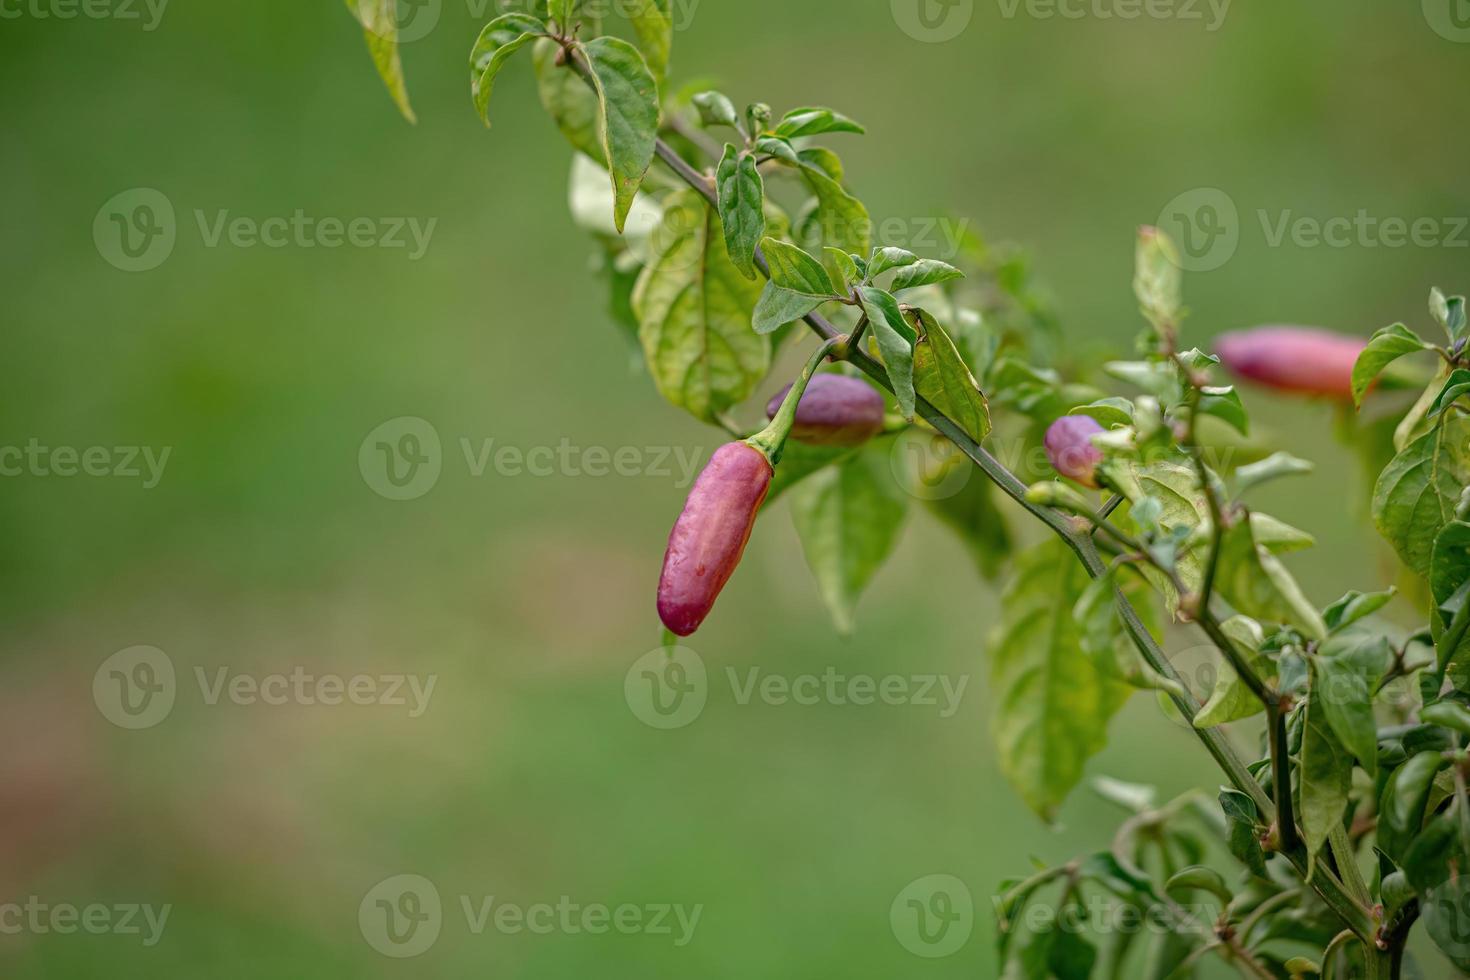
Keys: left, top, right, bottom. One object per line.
{"left": 1220, "top": 789, "right": 1268, "bottom": 878}
{"left": 1372, "top": 415, "right": 1470, "bottom": 579}
{"left": 752, "top": 282, "right": 822, "bottom": 336}
{"left": 1047, "top": 910, "right": 1098, "bottom": 980}
{"left": 1422, "top": 699, "right": 1470, "bottom": 735}
{"left": 1073, "top": 570, "right": 1180, "bottom": 699}
{"left": 909, "top": 309, "right": 992, "bottom": 444}
{"left": 1431, "top": 287, "right": 1468, "bottom": 344}
{"left": 1193, "top": 616, "right": 1275, "bottom": 728}
{"left": 823, "top": 247, "right": 861, "bottom": 290}
{"left": 890, "top": 258, "right": 965, "bottom": 292}
{"left": 691, "top": 90, "right": 739, "bottom": 130}
{"left": 633, "top": 191, "right": 768, "bottom": 423}
{"left": 1424, "top": 877, "right": 1470, "bottom": 972}
{"left": 579, "top": 36, "right": 660, "bottom": 234}
{"left": 788, "top": 441, "right": 907, "bottom": 633}
{"left": 856, "top": 286, "right": 917, "bottom": 419}
{"left": 866, "top": 246, "right": 918, "bottom": 279}
{"left": 1070, "top": 398, "right": 1134, "bottom": 429}
{"left": 989, "top": 540, "right": 1132, "bottom": 821}
{"left": 345, "top": 0, "right": 416, "bottom": 123}
{"left": 1426, "top": 367, "right": 1470, "bottom": 419}
{"left": 1323, "top": 587, "right": 1396, "bottom": 633}
{"left": 1133, "top": 228, "right": 1182, "bottom": 338}
{"left": 773, "top": 106, "right": 865, "bottom": 138}
{"left": 763, "top": 441, "right": 855, "bottom": 506}
{"left": 913, "top": 439, "right": 1012, "bottom": 579}
{"left": 1300, "top": 695, "right": 1353, "bottom": 862}
{"left": 754, "top": 134, "right": 801, "bottom": 166}
{"left": 469, "top": 13, "right": 545, "bottom": 126}
{"left": 759, "top": 238, "right": 836, "bottom": 297}
{"left": 1378, "top": 751, "right": 1448, "bottom": 862}
{"left": 796, "top": 164, "right": 872, "bottom": 262}
{"left": 1216, "top": 513, "right": 1327, "bottom": 640}
{"left": 1197, "top": 386, "right": 1249, "bottom": 436}
{"left": 532, "top": 39, "right": 604, "bottom": 163}
{"left": 1234, "top": 451, "right": 1314, "bottom": 496}
{"left": 1352, "top": 323, "right": 1430, "bottom": 407}
{"left": 715, "top": 145, "right": 764, "bottom": 280}
{"left": 1165, "top": 866, "right": 1232, "bottom": 904}
{"left": 547, "top": 0, "right": 575, "bottom": 28}
{"left": 1314, "top": 632, "right": 1391, "bottom": 777}
{"left": 626, "top": 0, "right": 672, "bottom": 82}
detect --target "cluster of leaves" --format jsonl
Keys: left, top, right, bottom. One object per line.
{"left": 344, "top": 3, "right": 1470, "bottom": 975}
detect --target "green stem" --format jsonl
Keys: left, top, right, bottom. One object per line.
{"left": 745, "top": 337, "right": 841, "bottom": 466}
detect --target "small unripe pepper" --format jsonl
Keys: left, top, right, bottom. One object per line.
{"left": 764, "top": 374, "right": 885, "bottom": 447}
{"left": 1214, "top": 326, "right": 1366, "bottom": 399}
{"left": 1044, "top": 415, "right": 1105, "bottom": 488}
{"left": 657, "top": 338, "right": 841, "bottom": 636}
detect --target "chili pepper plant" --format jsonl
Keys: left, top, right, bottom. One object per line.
{"left": 345, "top": 2, "right": 1470, "bottom": 975}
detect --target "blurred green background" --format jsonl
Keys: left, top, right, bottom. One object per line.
{"left": 1, "top": 0, "right": 1466, "bottom": 976}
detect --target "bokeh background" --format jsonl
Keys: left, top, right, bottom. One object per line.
{"left": 2, "top": 0, "right": 1467, "bottom": 976}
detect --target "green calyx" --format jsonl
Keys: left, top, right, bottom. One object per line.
{"left": 744, "top": 337, "right": 842, "bottom": 467}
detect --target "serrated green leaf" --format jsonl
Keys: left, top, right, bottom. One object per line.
{"left": 788, "top": 441, "right": 907, "bottom": 633}
{"left": 1300, "top": 695, "right": 1353, "bottom": 862}
{"left": 578, "top": 36, "right": 659, "bottom": 234}
{"left": 345, "top": 0, "right": 416, "bottom": 123}
{"left": 989, "top": 540, "right": 1132, "bottom": 821}
{"left": 1373, "top": 415, "right": 1470, "bottom": 579}
{"left": 751, "top": 281, "right": 822, "bottom": 336}
{"left": 1352, "top": 323, "right": 1430, "bottom": 407}
{"left": 715, "top": 145, "right": 764, "bottom": 280}
{"left": 626, "top": 0, "right": 672, "bottom": 82}
{"left": 1314, "top": 632, "right": 1391, "bottom": 777}
{"left": 470, "top": 13, "right": 545, "bottom": 125}
{"left": 857, "top": 286, "right": 916, "bottom": 419}
{"left": 633, "top": 191, "right": 768, "bottom": 423}
{"left": 910, "top": 309, "right": 991, "bottom": 443}
{"left": 773, "top": 106, "right": 865, "bottom": 139}
{"left": 890, "top": 258, "right": 965, "bottom": 292}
